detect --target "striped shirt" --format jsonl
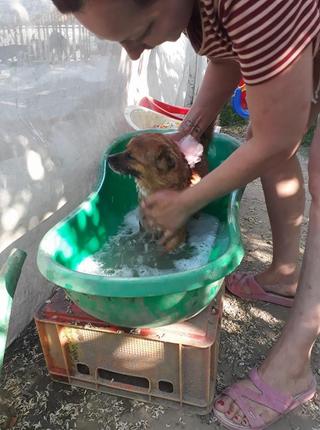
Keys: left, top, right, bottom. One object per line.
{"left": 186, "top": 0, "right": 320, "bottom": 85}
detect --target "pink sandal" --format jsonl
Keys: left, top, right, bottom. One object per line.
{"left": 213, "top": 368, "right": 317, "bottom": 430}
{"left": 225, "top": 273, "right": 294, "bottom": 307}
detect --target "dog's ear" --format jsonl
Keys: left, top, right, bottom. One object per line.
{"left": 156, "top": 149, "right": 176, "bottom": 172}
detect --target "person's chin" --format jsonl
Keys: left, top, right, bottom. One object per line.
{"left": 168, "top": 30, "right": 182, "bottom": 42}
{"left": 158, "top": 32, "right": 181, "bottom": 45}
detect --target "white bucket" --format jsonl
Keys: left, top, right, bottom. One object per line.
{"left": 124, "top": 105, "right": 181, "bottom": 131}
{"left": 124, "top": 105, "right": 221, "bottom": 133}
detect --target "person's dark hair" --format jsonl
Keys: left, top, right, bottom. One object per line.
{"left": 51, "top": 0, "right": 85, "bottom": 13}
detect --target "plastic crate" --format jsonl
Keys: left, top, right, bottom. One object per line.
{"left": 35, "top": 289, "right": 223, "bottom": 414}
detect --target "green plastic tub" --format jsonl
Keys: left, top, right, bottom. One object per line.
{"left": 37, "top": 131, "right": 244, "bottom": 327}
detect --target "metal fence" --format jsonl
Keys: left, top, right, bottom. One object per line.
{"left": 0, "top": 14, "right": 96, "bottom": 64}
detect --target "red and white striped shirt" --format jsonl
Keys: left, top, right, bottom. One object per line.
{"left": 187, "top": 0, "right": 320, "bottom": 85}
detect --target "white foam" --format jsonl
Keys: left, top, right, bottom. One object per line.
{"left": 174, "top": 214, "right": 217, "bottom": 271}
{"left": 123, "top": 208, "right": 140, "bottom": 233}
{"left": 76, "top": 208, "right": 219, "bottom": 278}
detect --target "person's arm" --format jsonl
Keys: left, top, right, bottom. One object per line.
{"left": 177, "top": 59, "right": 241, "bottom": 139}
{"left": 142, "top": 44, "right": 313, "bottom": 240}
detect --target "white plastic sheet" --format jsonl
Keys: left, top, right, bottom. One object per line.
{"left": 0, "top": 0, "right": 207, "bottom": 343}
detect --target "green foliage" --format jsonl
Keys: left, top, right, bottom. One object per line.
{"left": 218, "top": 103, "right": 247, "bottom": 139}
{"left": 219, "top": 103, "right": 247, "bottom": 127}
{"left": 302, "top": 125, "right": 315, "bottom": 146}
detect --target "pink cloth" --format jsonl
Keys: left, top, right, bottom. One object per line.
{"left": 177, "top": 135, "right": 204, "bottom": 168}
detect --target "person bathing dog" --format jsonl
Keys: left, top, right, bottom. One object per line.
{"left": 51, "top": 1, "right": 320, "bottom": 429}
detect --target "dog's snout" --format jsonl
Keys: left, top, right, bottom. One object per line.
{"left": 108, "top": 153, "right": 122, "bottom": 173}
{"left": 108, "top": 154, "right": 118, "bottom": 163}
{"left": 108, "top": 152, "right": 140, "bottom": 178}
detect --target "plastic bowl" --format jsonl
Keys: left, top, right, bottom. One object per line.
{"left": 37, "top": 130, "right": 244, "bottom": 327}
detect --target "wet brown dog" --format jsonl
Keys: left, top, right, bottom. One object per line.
{"left": 108, "top": 130, "right": 212, "bottom": 251}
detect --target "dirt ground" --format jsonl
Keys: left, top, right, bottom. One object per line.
{"left": 1, "top": 143, "right": 320, "bottom": 430}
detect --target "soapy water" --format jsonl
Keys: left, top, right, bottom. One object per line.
{"left": 77, "top": 208, "right": 219, "bottom": 277}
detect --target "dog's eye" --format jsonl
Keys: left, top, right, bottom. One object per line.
{"left": 126, "top": 153, "right": 135, "bottom": 161}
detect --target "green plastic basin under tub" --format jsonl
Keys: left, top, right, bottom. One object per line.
{"left": 37, "top": 131, "right": 244, "bottom": 328}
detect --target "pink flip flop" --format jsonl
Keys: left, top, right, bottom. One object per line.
{"left": 213, "top": 368, "right": 317, "bottom": 430}
{"left": 225, "top": 273, "right": 294, "bottom": 307}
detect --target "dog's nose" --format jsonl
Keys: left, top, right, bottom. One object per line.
{"left": 107, "top": 154, "right": 118, "bottom": 165}
{"left": 107, "top": 154, "right": 120, "bottom": 172}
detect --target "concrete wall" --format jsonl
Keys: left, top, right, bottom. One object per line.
{"left": 0, "top": 4, "right": 207, "bottom": 344}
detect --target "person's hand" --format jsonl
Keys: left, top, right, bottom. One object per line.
{"left": 167, "top": 116, "right": 201, "bottom": 143}
{"left": 141, "top": 189, "right": 193, "bottom": 247}
{"left": 166, "top": 129, "right": 188, "bottom": 144}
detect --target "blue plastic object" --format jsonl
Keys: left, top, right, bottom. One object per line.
{"left": 231, "top": 87, "right": 250, "bottom": 120}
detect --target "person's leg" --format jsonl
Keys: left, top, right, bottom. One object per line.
{"left": 237, "top": 125, "right": 305, "bottom": 298}
{"left": 229, "top": 54, "right": 320, "bottom": 302}
{"left": 256, "top": 154, "right": 305, "bottom": 296}
{"left": 214, "top": 120, "right": 320, "bottom": 427}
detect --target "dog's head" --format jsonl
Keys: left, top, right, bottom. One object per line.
{"left": 108, "top": 133, "right": 192, "bottom": 196}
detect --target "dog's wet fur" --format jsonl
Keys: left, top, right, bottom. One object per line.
{"left": 108, "top": 129, "right": 212, "bottom": 251}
